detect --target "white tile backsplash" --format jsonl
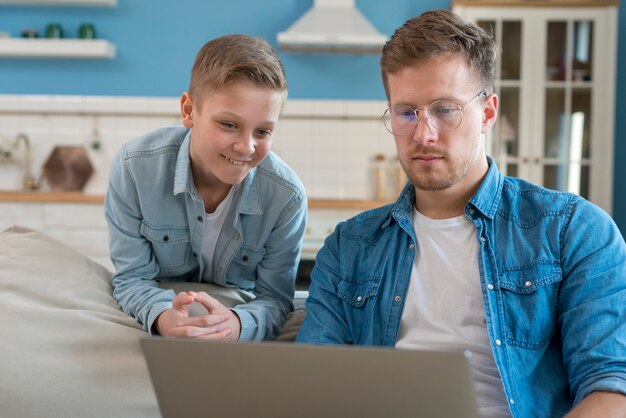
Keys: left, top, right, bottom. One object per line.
{"left": 0, "top": 95, "right": 394, "bottom": 199}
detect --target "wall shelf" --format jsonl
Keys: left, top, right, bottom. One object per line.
{"left": 0, "top": 0, "right": 116, "bottom": 6}
{"left": 0, "top": 38, "right": 116, "bottom": 59}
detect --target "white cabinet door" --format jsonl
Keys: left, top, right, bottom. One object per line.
{"left": 453, "top": 4, "right": 617, "bottom": 214}
{"left": 0, "top": 201, "right": 112, "bottom": 270}
{"left": 0, "top": 203, "right": 44, "bottom": 232}
{"left": 43, "top": 203, "right": 112, "bottom": 270}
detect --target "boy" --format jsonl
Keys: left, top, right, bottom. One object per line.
{"left": 105, "top": 34, "right": 306, "bottom": 341}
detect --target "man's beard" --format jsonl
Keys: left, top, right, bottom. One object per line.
{"left": 399, "top": 148, "right": 474, "bottom": 192}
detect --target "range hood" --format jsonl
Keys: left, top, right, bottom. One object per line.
{"left": 277, "top": 0, "right": 388, "bottom": 54}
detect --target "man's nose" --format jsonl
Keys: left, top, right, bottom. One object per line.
{"left": 411, "top": 111, "right": 437, "bottom": 144}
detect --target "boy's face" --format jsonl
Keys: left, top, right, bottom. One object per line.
{"left": 387, "top": 53, "right": 497, "bottom": 194}
{"left": 181, "top": 82, "right": 285, "bottom": 189}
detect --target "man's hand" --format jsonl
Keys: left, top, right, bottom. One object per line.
{"left": 155, "top": 291, "right": 241, "bottom": 340}
{"left": 565, "top": 391, "right": 626, "bottom": 418}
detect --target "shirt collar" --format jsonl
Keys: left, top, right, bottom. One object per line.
{"left": 386, "top": 156, "right": 503, "bottom": 226}
{"left": 172, "top": 130, "right": 262, "bottom": 215}
{"left": 386, "top": 182, "right": 416, "bottom": 229}
{"left": 467, "top": 156, "right": 503, "bottom": 219}
{"left": 173, "top": 130, "right": 193, "bottom": 195}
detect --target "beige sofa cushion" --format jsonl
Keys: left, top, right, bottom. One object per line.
{"left": 0, "top": 225, "right": 304, "bottom": 417}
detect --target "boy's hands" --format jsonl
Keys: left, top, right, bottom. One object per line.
{"left": 155, "top": 291, "right": 242, "bottom": 340}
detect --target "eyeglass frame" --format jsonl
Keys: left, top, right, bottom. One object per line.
{"left": 382, "top": 90, "right": 488, "bottom": 136}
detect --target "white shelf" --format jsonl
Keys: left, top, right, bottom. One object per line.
{"left": 0, "top": 0, "right": 116, "bottom": 6}
{"left": 0, "top": 38, "right": 116, "bottom": 59}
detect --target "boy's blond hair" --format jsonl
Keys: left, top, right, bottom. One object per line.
{"left": 189, "top": 34, "right": 287, "bottom": 104}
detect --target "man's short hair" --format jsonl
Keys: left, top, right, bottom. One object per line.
{"left": 380, "top": 9, "right": 497, "bottom": 99}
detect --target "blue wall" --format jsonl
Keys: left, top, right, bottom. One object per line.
{"left": 0, "top": 0, "right": 624, "bottom": 232}
{"left": 0, "top": 0, "right": 432, "bottom": 98}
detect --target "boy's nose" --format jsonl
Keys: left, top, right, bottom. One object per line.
{"left": 234, "top": 134, "right": 255, "bottom": 154}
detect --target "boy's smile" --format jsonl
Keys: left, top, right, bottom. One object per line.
{"left": 180, "top": 81, "right": 285, "bottom": 192}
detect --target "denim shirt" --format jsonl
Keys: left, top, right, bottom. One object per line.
{"left": 105, "top": 126, "right": 307, "bottom": 341}
{"left": 297, "top": 158, "right": 626, "bottom": 417}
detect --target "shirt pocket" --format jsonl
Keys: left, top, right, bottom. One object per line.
{"left": 226, "top": 245, "right": 265, "bottom": 290}
{"left": 337, "top": 275, "right": 382, "bottom": 308}
{"left": 498, "top": 261, "right": 562, "bottom": 350}
{"left": 140, "top": 222, "right": 190, "bottom": 273}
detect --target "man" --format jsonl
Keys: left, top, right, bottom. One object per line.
{"left": 297, "top": 9, "right": 626, "bottom": 418}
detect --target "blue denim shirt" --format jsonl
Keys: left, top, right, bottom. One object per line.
{"left": 297, "top": 158, "right": 626, "bottom": 417}
{"left": 105, "top": 126, "right": 307, "bottom": 341}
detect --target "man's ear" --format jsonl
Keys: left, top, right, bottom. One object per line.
{"left": 180, "top": 92, "right": 194, "bottom": 128}
{"left": 481, "top": 93, "right": 498, "bottom": 134}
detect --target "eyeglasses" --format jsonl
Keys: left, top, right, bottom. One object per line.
{"left": 382, "top": 91, "right": 487, "bottom": 136}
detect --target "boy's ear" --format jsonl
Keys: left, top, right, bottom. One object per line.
{"left": 180, "top": 92, "right": 194, "bottom": 128}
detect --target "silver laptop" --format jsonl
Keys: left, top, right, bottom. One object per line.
{"left": 140, "top": 337, "right": 479, "bottom": 418}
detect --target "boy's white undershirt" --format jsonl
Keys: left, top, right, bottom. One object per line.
{"left": 201, "top": 183, "right": 241, "bottom": 282}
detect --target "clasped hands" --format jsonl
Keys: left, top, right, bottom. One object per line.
{"left": 155, "top": 291, "right": 241, "bottom": 340}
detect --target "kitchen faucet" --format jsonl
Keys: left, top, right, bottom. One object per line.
{"left": 13, "top": 133, "right": 39, "bottom": 191}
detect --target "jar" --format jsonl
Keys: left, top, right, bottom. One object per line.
{"left": 21, "top": 29, "right": 39, "bottom": 38}
{"left": 391, "top": 157, "right": 408, "bottom": 196}
{"left": 78, "top": 23, "right": 96, "bottom": 39}
{"left": 45, "top": 23, "right": 63, "bottom": 39}
{"left": 372, "top": 153, "right": 387, "bottom": 200}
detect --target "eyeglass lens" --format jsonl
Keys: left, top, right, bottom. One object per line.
{"left": 384, "top": 101, "right": 463, "bottom": 135}
{"left": 383, "top": 91, "right": 485, "bottom": 136}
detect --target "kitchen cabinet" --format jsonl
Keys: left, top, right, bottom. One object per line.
{"left": 452, "top": 1, "right": 618, "bottom": 214}
{"left": 0, "top": 200, "right": 112, "bottom": 270}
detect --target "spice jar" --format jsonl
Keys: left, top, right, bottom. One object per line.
{"left": 21, "top": 29, "right": 39, "bottom": 38}
{"left": 79, "top": 23, "right": 96, "bottom": 39}
{"left": 372, "top": 153, "right": 387, "bottom": 200}
{"left": 391, "top": 156, "right": 408, "bottom": 196}
{"left": 45, "top": 23, "right": 63, "bottom": 39}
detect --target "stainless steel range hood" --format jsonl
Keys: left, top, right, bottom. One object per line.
{"left": 277, "top": 0, "right": 388, "bottom": 54}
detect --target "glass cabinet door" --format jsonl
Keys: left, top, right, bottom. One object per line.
{"left": 453, "top": 3, "right": 616, "bottom": 214}
{"left": 542, "top": 19, "right": 593, "bottom": 199}
{"left": 477, "top": 19, "right": 523, "bottom": 179}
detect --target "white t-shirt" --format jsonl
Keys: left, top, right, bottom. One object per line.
{"left": 201, "top": 184, "right": 241, "bottom": 282}
{"left": 395, "top": 209, "right": 511, "bottom": 418}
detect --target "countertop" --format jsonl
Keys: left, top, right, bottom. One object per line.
{"left": 0, "top": 191, "right": 393, "bottom": 209}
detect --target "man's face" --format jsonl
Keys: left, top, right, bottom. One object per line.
{"left": 387, "top": 54, "right": 497, "bottom": 193}
{"left": 180, "top": 82, "right": 284, "bottom": 189}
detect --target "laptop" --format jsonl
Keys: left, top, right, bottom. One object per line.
{"left": 140, "top": 337, "right": 479, "bottom": 418}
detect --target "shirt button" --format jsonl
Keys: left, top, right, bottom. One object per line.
{"left": 162, "top": 235, "right": 169, "bottom": 242}
{"left": 394, "top": 295, "right": 402, "bottom": 302}
{"left": 495, "top": 339, "right": 502, "bottom": 346}
{"left": 509, "top": 399, "right": 515, "bottom": 405}
{"left": 356, "top": 296, "right": 363, "bottom": 302}
{"left": 480, "top": 237, "right": 486, "bottom": 242}
{"left": 468, "top": 208, "right": 475, "bottom": 215}
{"left": 197, "top": 216, "right": 203, "bottom": 222}
{"left": 487, "top": 284, "right": 494, "bottom": 290}
{"left": 192, "top": 252, "right": 198, "bottom": 258}
{"left": 524, "top": 281, "right": 533, "bottom": 288}
{"left": 409, "top": 243, "right": 415, "bottom": 249}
